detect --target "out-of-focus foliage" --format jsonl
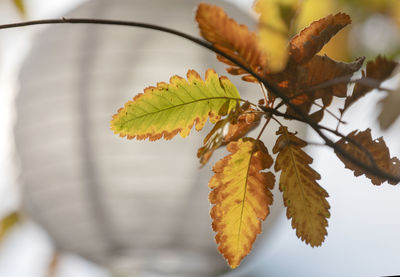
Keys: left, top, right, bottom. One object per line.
{"left": 11, "top": 0, "right": 25, "bottom": 16}
{"left": 298, "top": 0, "right": 400, "bottom": 60}
{"left": 0, "top": 211, "right": 21, "bottom": 241}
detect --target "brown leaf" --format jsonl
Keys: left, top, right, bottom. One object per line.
{"left": 209, "top": 138, "right": 274, "bottom": 268}
{"left": 343, "top": 56, "right": 398, "bottom": 112}
{"left": 269, "top": 55, "right": 364, "bottom": 120}
{"left": 273, "top": 126, "right": 330, "bottom": 246}
{"left": 223, "top": 109, "right": 262, "bottom": 142}
{"left": 335, "top": 128, "right": 400, "bottom": 185}
{"left": 196, "top": 3, "right": 266, "bottom": 82}
{"left": 289, "top": 13, "right": 351, "bottom": 65}
{"left": 197, "top": 104, "right": 262, "bottom": 166}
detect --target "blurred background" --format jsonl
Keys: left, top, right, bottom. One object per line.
{"left": 0, "top": 0, "right": 400, "bottom": 276}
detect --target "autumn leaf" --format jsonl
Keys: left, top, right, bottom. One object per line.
{"left": 209, "top": 138, "right": 275, "bottom": 268}
{"left": 335, "top": 128, "right": 400, "bottom": 185}
{"left": 223, "top": 108, "right": 262, "bottom": 142}
{"left": 0, "top": 211, "right": 21, "bottom": 241}
{"left": 196, "top": 3, "right": 266, "bottom": 82}
{"left": 273, "top": 126, "right": 330, "bottom": 246}
{"left": 289, "top": 13, "right": 351, "bottom": 65}
{"left": 111, "top": 69, "right": 241, "bottom": 141}
{"left": 254, "top": 0, "right": 297, "bottom": 68}
{"left": 254, "top": 0, "right": 299, "bottom": 73}
{"left": 197, "top": 103, "right": 261, "bottom": 166}
{"left": 12, "top": 0, "right": 26, "bottom": 16}
{"left": 197, "top": 118, "right": 229, "bottom": 166}
{"left": 343, "top": 56, "right": 398, "bottom": 113}
{"left": 269, "top": 55, "right": 364, "bottom": 120}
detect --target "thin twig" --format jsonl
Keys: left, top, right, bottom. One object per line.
{"left": 256, "top": 117, "right": 271, "bottom": 140}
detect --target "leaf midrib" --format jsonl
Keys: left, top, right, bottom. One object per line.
{"left": 236, "top": 144, "right": 255, "bottom": 252}
{"left": 285, "top": 130, "right": 315, "bottom": 230}
{"left": 119, "top": 96, "right": 240, "bottom": 127}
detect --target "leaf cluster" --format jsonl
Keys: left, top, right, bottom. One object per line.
{"left": 111, "top": 0, "right": 400, "bottom": 269}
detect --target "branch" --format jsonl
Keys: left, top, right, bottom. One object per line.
{"left": 1, "top": 17, "right": 399, "bottom": 183}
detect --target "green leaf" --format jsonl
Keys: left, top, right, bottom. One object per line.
{"left": 111, "top": 69, "right": 241, "bottom": 141}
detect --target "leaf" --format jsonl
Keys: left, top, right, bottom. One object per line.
{"left": 270, "top": 55, "right": 364, "bottom": 120}
{"left": 197, "top": 104, "right": 261, "bottom": 166}
{"left": 209, "top": 138, "right": 275, "bottom": 268}
{"left": 273, "top": 126, "right": 330, "bottom": 246}
{"left": 196, "top": 4, "right": 266, "bottom": 82}
{"left": 254, "top": 0, "right": 299, "bottom": 73}
{"left": 12, "top": 0, "right": 26, "bottom": 16}
{"left": 343, "top": 56, "right": 398, "bottom": 112}
{"left": 111, "top": 69, "right": 241, "bottom": 141}
{"left": 335, "top": 128, "right": 400, "bottom": 185}
{"left": 0, "top": 211, "right": 21, "bottom": 241}
{"left": 289, "top": 13, "right": 351, "bottom": 65}
{"left": 197, "top": 118, "right": 229, "bottom": 166}
{"left": 223, "top": 109, "right": 262, "bottom": 142}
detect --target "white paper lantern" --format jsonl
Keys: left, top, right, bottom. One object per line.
{"left": 14, "top": 0, "right": 285, "bottom": 276}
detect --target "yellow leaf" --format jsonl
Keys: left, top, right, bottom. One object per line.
{"left": 0, "top": 211, "right": 21, "bottom": 241}
{"left": 196, "top": 3, "right": 266, "bottom": 82}
{"left": 253, "top": 0, "right": 299, "bottom": 73}
{"left": 111, "top": 69, "right": 240, "bottom": 141}
{"left": 209, "top": 138, "right": 275, "bottom": 268}
{"left": 12, "top": 0, "right": 26, "bottom": 17}
{"left": 273, "top": 126, "right": 330, "bottom": 246}
{"left": 335, "top": 129, "right": 400, "bottom": 185}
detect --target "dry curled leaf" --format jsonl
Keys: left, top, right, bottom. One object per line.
{"left": 273, "top": 126, "right": 330, "bottom": 246}
{"left": 223, "top": 109, "right": 262, "bottom": 142}
{"left": 335, "top": 128, "right": 400, "bottom": 185}
{"left": 197, "top": 103, "right": 261, "bottom": 166}
{"left": 111, "top": 69, "right": 240, "bottom": 141}
{"left": 196, "top": 3, "right": 266, "bottom": 82}
{"left": 209, "top": 138, "right": 275, "bottom": 268}
{"left": 343, "top": 56, "right": 398, "bottom": 113}
{"left": 289, "top": 13, "right": 351, "bottom": 65}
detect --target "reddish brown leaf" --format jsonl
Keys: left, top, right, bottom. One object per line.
{"left": 289, "top": 13, "right": 351, "bottom": 65}
{"left": 335, "top": 129, "right": 400, "bottom": 185}
{"left": 196, "top": 3, "right": 266, "bottom": 82}
{"left": 223, "top": 109, "right": 262, "bottom": 142}
{"left": 268, "top": 55, "right": 364, "bottom": 120}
